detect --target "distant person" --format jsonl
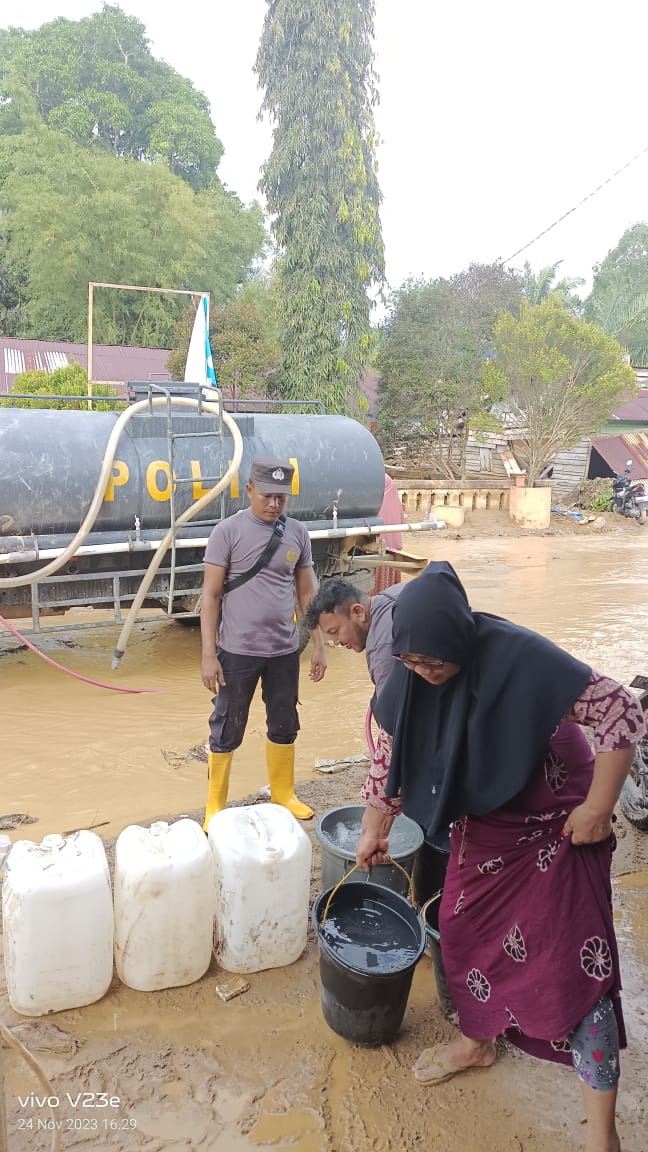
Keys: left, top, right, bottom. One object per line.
{"left": 371, "top": 473, "right": 407, "bottom": 596}
{"left": 200, "top": 458, "right": 327, "bottom": 830}
{"left": 359, "top": 561, "right": 644, "bottom": 1152}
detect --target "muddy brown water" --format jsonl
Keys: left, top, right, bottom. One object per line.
{"left": 1, "top": 530, "right": 647, "bottom": 1151}
{"left": 2, "top": 533, "right": 646, "bottom": 841}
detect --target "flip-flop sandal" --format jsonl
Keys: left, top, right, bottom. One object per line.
{"left": 412, "top": 1043, "right": 493, "bottom": 1086}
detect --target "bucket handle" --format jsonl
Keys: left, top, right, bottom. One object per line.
{"left": 321, "top": 855, "right": 415, "bottom": 925}
{"left": 419, "top": 891, "right": 443, "bottom": 920}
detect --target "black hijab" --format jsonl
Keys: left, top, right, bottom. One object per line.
{"left": 373, "top": 562, "right": 592, "bottom": 837}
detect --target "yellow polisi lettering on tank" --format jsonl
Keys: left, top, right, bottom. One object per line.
{"left": 228, "top": 461, "right": 240, "bottom": 499}
{"left": 289, "top": 457, "right": 300, "bottom": 495}
{"left": 103, "top": 461, "right": 129, "bottom": 502}
{"left": 102, "top": 458, "right": 299, "bottom": 504}
{"left": 191, "top": 460, "right": 211, "bottom": 500}
{"left": 146, "top": 461, "right": 176, "bottom": 501}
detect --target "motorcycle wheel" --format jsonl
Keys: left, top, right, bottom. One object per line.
{"left": 619, "top": 697, "right": 648, "bottom": 830}
{"left": 609, "top": 500, "right": 619, "bottom": 513}
{"left": 638, "top": 508, "right": 647, "bottom": 525}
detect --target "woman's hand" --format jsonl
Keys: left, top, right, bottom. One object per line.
{"left": 355, "top": 804, "right": 396, "bottom": 870}
{"left": 356, "top": 828, "right": 390, "bottom": 871}
{"left": 562, "top": 803, "right": 613, "bottom": 845}
{"left": 563, "top": 746, "right": 636, "bottom": 844}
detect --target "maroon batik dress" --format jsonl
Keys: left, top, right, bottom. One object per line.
{"left": 363, "top": 672, "right": 645, "bottom": 1068}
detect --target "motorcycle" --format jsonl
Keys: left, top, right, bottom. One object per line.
{"left": 609, "top": 459, "right": 648, "bottom": 525}
{"left": 620, "top": 674, "right": 648, "bottom": 830}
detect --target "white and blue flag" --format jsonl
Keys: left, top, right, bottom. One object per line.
{"left": 184, "top": 294, "right": 218, "bottom": 395}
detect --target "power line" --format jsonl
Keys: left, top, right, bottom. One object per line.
{"left": 503, "top": 143, "right": 648, "bottom": 264}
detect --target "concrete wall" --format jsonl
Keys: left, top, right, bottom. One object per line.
{"left": 509, "top": 485, "right": 552, "bottom": 529}
{"left": 398, "top": 484, "right": 510, "bottom": 517}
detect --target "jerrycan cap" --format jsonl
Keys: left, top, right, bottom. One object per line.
{"left": 150, "top": 822, "right": 170, "bottom": 835}
{"left": 41, "top": 834, "right": 65, "bottom": 851}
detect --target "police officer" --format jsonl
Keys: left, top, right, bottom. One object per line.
{"left": 200, "top": 458, "right": 327, "bottom": 829}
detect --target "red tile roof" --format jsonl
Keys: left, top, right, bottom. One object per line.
{"left": 0, "top": 337, "right": 171, "bottom": 395}
{"left": 611, "top": 390, "right": 648, "bottom": 421}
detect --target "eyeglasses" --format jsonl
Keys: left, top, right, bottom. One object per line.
{"left": 394, "top": 655, "right": 445, "bottom": 670}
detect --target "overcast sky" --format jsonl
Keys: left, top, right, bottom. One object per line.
{"left": 11, "top": 1, "right": 648, "bottom": 299}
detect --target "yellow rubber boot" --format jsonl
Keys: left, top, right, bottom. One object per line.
{"left": 203, "top": 751, "right": 233, "bottom": 832}
{"left": 266, "top": 739, "right": 314, "bottom": 821}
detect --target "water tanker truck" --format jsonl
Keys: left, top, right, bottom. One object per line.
{"left": 0, "top": 385, "right": 437, "bottom": 643}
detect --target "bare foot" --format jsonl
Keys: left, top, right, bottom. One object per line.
{"left": 585, "top": 1133, "right": 620, "bottom": 1152}
{"left": 412, "top": 1034, "right": 496, "bottom": 1085}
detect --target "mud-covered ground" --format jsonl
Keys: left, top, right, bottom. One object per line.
{"left": 1, "top": 515, "right": 647, "bottom": 1151}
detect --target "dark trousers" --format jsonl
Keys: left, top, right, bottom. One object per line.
{"left": 208, "top": 648, "right": 300, "bottom": 753}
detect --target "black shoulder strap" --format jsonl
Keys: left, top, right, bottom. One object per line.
{"left": 223, "top": 515, "right": 287, "bottom": 595}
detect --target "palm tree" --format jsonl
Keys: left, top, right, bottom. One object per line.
{"left": 522, "top": 260, "right": 585, "bottom": 313}
{"left": 586, "top": 285, "right": 648, "bottom": 366}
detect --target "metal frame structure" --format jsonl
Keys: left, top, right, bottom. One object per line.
{"left": 86, "top": 281, "right": 207, "bottom": 409}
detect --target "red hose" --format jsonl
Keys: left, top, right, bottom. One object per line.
{"left": 0, "top": 613, "right": 160, "bottom": 694}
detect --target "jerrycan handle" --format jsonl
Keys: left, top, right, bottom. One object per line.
{"left": 248, "top": 810, "right": 280, "bottom": 856}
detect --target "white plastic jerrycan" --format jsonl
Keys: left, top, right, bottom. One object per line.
{"left": 2, "top": 831, "right": 113, "bottom": 1016}
{"left": 208, "top": 802, "right": 312, "bottom": 973}
{"left": 114, "top": 818, "right": 214, "bottom": 991}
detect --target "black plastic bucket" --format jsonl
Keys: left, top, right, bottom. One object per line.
{"left": 420, "top": 893, "right": 456, "bottom": 1021}
{"left": 312, "top": 880, "right": 425, "bottom": 1045}
{"left": 316, "top": 805, "right": 423, "bottom": 898}
{"left": 412, "top": 837, "right": 450, "bottom": 906}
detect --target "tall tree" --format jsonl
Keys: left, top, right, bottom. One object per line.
{"left": 0, "top": 122, "right": 265, "bottom": 345}
{"left": 376, "top": 263, "right": 523, "bottom": 475}
{"left": 256, "top": 0, "right": 385, "bottom": 412}
{"left": 0, "top": 6, "right": 223, "bottom": 190}
{"left": 585, "top": 224, "right": 648, "bottom": 365}
{"left": 485, "top": 298, "right": 637, "bottom": 486}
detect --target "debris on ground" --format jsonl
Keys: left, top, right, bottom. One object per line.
{"left": 315, "top": 754, "right": 370, "bottom": 774}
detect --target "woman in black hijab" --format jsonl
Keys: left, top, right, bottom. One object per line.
{"left": 357, "top": 562, "right": 643, "bottom": 1152}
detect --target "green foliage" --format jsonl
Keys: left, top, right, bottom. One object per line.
{"left": 0, "top": 7, "right": 265, "bottom": 346}
{"left": 488, "top": 298, "right": 637, "bottom": 486}
{"left": 6, "top": 362, "right": 119, "bottom": 409}
{"left": 572, "top": 477, "right": 613, "bottom": 512}
{"left": 585, "top": 224, "right": 648, "bottom": 365}
{"left": 521, "top": 260, "right": 584, "bottom": 313}
{"left": 167, "top": 290, "right": 281, "bottom": 397}
{"left": 589, "top": 489, "right": 612, "bottom": 512}
{"left": 0, "top": 255, "right": 27, "bottom": 335}
{"left": 256, "top": 0, "right": 385, "bottom": 412}
{"left": 0, "top": 6, "right": 223, "bottom": 190}
{"left": 0, "top": 122, "right": 265, "bottom": 346}
{"left": 376, "top": 263, "right": 523, "bottom": 474}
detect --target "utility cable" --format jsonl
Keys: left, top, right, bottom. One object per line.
{"left": 504, "top": 143, "right": 648, "bottom": 263}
